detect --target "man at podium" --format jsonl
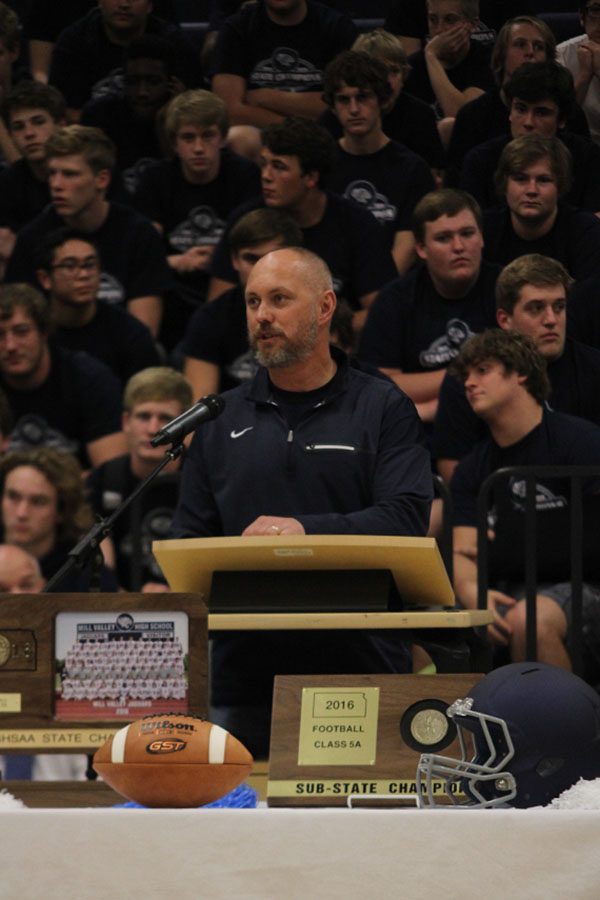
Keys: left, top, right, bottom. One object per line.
{"left": 171, "top": 247, "right": 433, "bottom": 754}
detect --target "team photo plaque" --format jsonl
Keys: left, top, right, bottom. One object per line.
{"left": 0, "top": 593, "right": 207, "bottom": 756}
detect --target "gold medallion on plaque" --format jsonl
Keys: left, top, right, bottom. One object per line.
{"left": 0, "top": 634, "right": 10, "bottom": 667}
{"left": 410, "top": 709, "right": 449, "bottom": 746}
{"left": 400, "top": 698, "right": 457, "bottom": 753}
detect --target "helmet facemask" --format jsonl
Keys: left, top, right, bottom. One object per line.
{"left": 416, "top": 697, "right": 518, "bottom": 808}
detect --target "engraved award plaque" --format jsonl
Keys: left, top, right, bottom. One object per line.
{"left": 0, "top": 593, "right": 207, "bottom": 759}
{"left": 267, "top": 673, "right": 482, "bottom": 807}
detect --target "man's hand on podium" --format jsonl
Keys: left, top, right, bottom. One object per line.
{"left": 242, "top": 516, "right": 306, "bottom": 536}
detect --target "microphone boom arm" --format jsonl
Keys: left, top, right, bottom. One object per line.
{"left": 43, "top": 442, "right": 184, "bottom": 593}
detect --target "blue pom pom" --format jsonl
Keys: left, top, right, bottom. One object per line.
{"left": 114, "top": 782, "right": 258, "bottom": 809}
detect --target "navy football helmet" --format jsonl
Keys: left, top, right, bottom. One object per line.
{"left": 416, "top": 662, "right": 600, "bottom": 808}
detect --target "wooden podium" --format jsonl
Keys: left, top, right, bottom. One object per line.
{"left": 153, "top": 535, "right": 455, "bottom": 607}
{"left": 153, "top": 536, "right": 492, "bottom": 672}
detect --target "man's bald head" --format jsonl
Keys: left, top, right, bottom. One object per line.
{"left": 249, "top": 247, "right": 334, "bottom": 295}
{"left": 0, "top": 544, "right": 45, "bottom": 593}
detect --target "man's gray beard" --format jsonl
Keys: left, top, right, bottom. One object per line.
{"left": 249, "top": 317, "right": 319, "bottom": 368}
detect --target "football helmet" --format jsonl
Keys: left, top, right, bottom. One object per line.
{"left": 416, "top": 662, "right": 600, "bottom": 808}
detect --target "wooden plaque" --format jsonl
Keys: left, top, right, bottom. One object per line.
{"left": 0, "top": 593, "right": 207, "bottom": 755}
{"left": 267, "top": 673, "right": 482, "bottom": 807}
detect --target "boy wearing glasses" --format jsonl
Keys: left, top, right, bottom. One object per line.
{"left": 35, "top": 227, "right": 159, "bottom": 387}
{"left": 6, "top": 125, "right": 172, "bottom": 339}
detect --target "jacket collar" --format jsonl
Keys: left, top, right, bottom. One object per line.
{"left": 248, "top": 345, "right": 350, "bottom": 404}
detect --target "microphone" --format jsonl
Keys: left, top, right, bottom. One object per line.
{"left": 150, "top": 394, "right": 225, "bottom": 447}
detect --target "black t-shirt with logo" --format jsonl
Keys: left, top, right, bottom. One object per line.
{"left": 6, "top": 202, "right": 173, "bottom": 308}
{"left": 451, "top": 408, "right": 600, "bottom": 582}
{"left": 2, "top": 345, "right": 122, "bottom": 468}
{"left": 211, "top": 0, "right": 357, "bottom": 88}
{"left": 87, "top": 455, "right": 181, "bottom": 590}
{"left": 327, "top": 141, "right": 434, "bottom": 248}
{"left": 358, "top": 261, "right": 500, "bottom": 372}
{"left": 211, "top": 192, "right": 397, "bottom": 309}
{"left": 133, "top": 151, "right": 261, "bottom": 255}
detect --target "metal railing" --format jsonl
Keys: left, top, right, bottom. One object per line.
{"left": 476, "top": 465, "right": 600, "bottom": 675}
{"left": 433, "top": 474, "right": 453, "bottom": 584}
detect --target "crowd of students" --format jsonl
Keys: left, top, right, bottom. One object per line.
{"left": 1, "top": 0, "right": 600, "bottom": 693}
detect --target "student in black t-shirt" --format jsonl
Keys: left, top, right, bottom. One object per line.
{"left": 133, "top": 89, "right": 261, "bottom": 297}
{"left": 403, "top": 0, "right": 494, "bottom": 121}
{"left": 460, "top": 62, "right": 600, "bottom": 212}
{"left": 48, "top": 0, "right": 199, "bottom": 121}
{"left": 211, "top": 0, "right": 357, "bottom": 129}
{"left": 81, "top": 35, "right": 178, "bottom": 194}
{"left": 358, "top": 189, "right": 499, "bottom": 423}
{"left": 207, "top": 116, "right": 397, "bottom": 323}
{"left": 35, "top": 228, "right": 160, "bottom": 387}
{"left": 319, "top": 29, "right": 445, "bottom": 172}
{"left": 450, "top": 328, "right": 600, "bottom": 673}
{"left": 6, "top": 125, "right": 173, "bottom": 340}
{"left": 483, "top": 134, "right": 600, "bottom": 280}
{"left": 0, "top": 82, "right": 66, "bottom": 257}
{"left": 87, "top": 367, "right": 192, "bottom": 591}
{"left": 183, "top": 207, "right": 303, "bottom": 400}
{"left": 0, "top": 447, "right": 118, "bottom": 591}
{"left": 322, "top": 51, "right": 434, "bottom": 274}
{"left": 0, "top": 283, "right": 126, "bottom": 470}
{"left": 24, "top": 0, "right": 177, "bottom": 85}
{"left": 433, "top": 254, "right": 600, "bottom": 481}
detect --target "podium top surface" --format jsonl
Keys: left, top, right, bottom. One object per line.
{"left": 153, "top": 535, "right": 455, "bottom": 608}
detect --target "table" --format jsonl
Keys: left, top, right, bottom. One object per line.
{"left": 0, "top": 805, "right": 597, "bottom": 899}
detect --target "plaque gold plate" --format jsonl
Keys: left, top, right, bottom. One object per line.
{"left": 298, "top": 686, "right": 380, "bottom": 766}
{"left": 0, "top": 694, "right": 21, "bottom": 713}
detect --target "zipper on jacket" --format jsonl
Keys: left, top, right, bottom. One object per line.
{"left": 305, "top": 443, "right": 358, "bottom": 452}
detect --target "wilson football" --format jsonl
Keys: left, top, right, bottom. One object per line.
{"left": 93, "top": 714, "right": 253, "bottom": 807}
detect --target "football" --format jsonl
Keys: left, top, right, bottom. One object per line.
{"left": 93, "top": 714, "right": 253, "bottom": 807}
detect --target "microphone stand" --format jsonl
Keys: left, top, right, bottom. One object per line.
{"left": 43, "top": 442, "right": 184, "bottom": 593}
